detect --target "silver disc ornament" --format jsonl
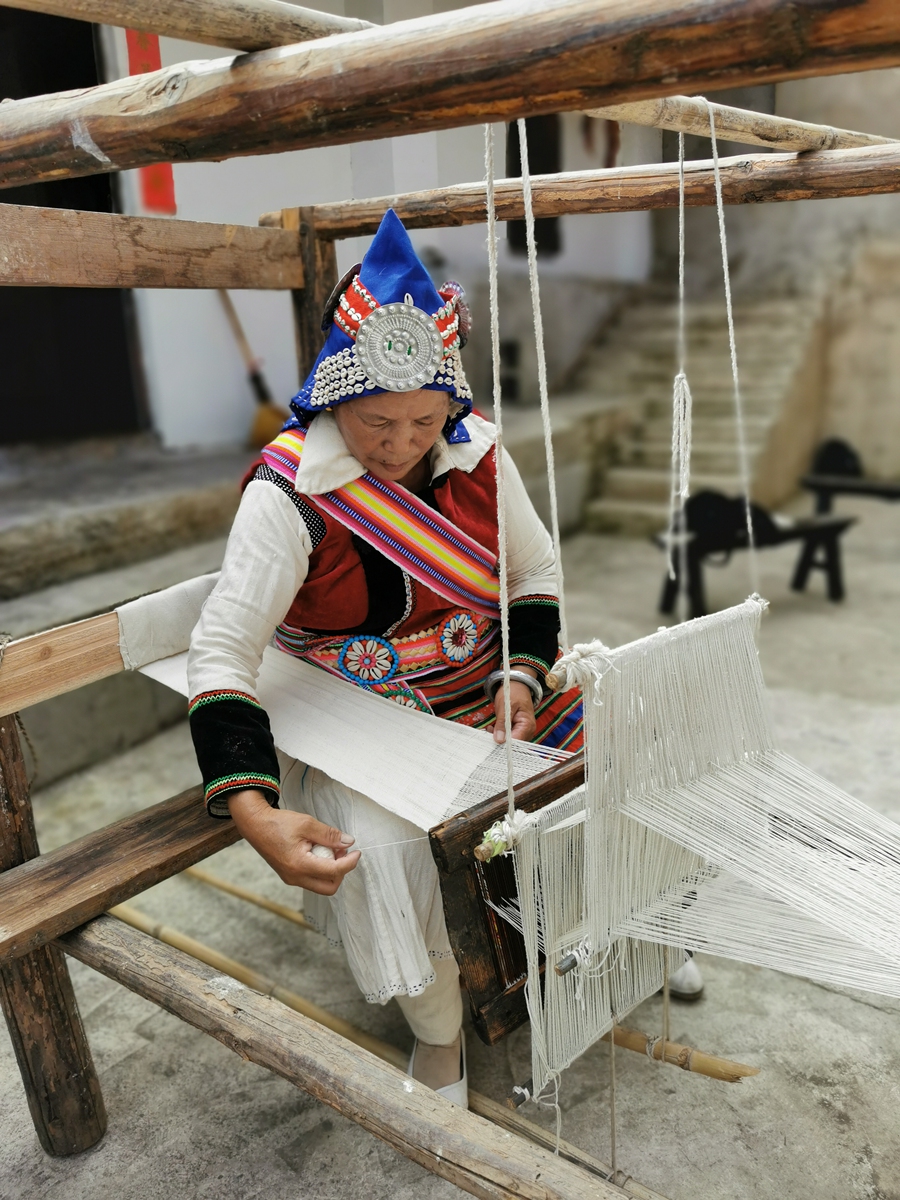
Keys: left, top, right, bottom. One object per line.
{"left": 355, "top": 299, "right": 444, "bottom": 392}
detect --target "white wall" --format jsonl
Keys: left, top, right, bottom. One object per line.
{"left": 102, "top": 1, "right": 658, "bottom": 447}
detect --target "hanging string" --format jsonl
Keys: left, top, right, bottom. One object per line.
{"left": 704, "top": 98, "right": 759, "bottom": 591}
{"left": 609, "top": 1020, "right": 618, "bottom": 1177}
{"left": 667, "top": 130, "right": 694, "bottom": 623}
{"left": 516, "top": 118, "right": 570, "bottom": 651}
{"left": 484, "top": 122, "right": 516, "bottom": 818}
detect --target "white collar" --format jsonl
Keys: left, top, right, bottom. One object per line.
{"left": 294, "top": 410, "right": 496, "bottom": 496}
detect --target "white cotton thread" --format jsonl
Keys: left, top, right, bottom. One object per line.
{"left": 517, "top": 118, "right": 570, "bottom": 652}
{"left": 484, "top": 121, "right": 516, "bottom": 818}
{"left": 667, "top": 130, "right": 694, "bottom": 622}
{"left": 705, "top": 98, "right": 759, "bottom": 592}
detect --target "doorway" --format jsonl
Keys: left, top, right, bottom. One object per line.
{"left": 0, "top": 8, "right": 145, "bottom": 445}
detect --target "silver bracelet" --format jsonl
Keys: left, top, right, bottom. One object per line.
{"left": 484, "top": 668, "right": 543, "bottom": 707}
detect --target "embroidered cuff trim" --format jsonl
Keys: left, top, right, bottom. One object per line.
{"left": 189, "top": 690, "right": 262, "bottom": 717}
{"left": 509, "top": 652, "right": 553, "bottom": 677}
{"left": 509, "top": 594, "right": 559, "bottom": 609}
{"left": 204, "top": 772, "right": 280, "bottom": 808}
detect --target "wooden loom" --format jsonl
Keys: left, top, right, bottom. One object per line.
{"left": 3, "top": 1, "right": 900, "bottom": 1196}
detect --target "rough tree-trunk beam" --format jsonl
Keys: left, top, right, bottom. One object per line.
{"left": 111, "top": 901, "right": 667, "bottom": 1200}
{"left": 0, "top": 203, "right": 303, "bottom": 288}
{"left": 1, "top": 0, "right": 899, "bottom": 190}
{"left": 585, "top": 94, "right": 895, "bottom": 153}
{"left": 2, "top": 0, "right": 371, "bottom": 51}
{"left": 60, "top": 914, "right": 634, "bottom": 1200}
{"left": 292, "top": 144, "right": 900, "bottom": 240}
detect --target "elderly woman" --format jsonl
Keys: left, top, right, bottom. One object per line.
{"left": 187, "top": 211, "right": 583, "bottom": 1107}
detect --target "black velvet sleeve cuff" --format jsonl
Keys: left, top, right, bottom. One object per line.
{"left": 188, "top": 691, "right": 281, "bottom": 819}
{"left": 508, "top": 595, "right": 561, "bottom": 680}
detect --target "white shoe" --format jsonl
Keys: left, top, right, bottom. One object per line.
{"left": 667, "top": 958, "right": 704, "bottom": 1001}
{"left": 407, "top": 1030, "right": 468, "bottom": 1108}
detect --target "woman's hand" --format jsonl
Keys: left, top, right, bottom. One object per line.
{"left": 227, "top": 789, "right": 360, "bottom": 895}
{"left": 490, "top": 676, "right": 537, "bottom": 744}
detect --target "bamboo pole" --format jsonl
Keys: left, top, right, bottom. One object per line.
{"left": 3, "top": 0, "right": 371, "bottom": 50}
{"left": 109, "top": 902, "right": 395, "bottom": 1063}
{"left": 584, "top": 95, "right": 895, "bottom": 153}
{"left": 183, "top": 865, "right": 313, "bottom": 930}
{"left": 603, "top": 1025, "right": 759, "bottom": 1084}
{"left": 1, "top": 0, "right": 899, "bottom": 190}
{"left": 287, "top": 144, "right": 900, "bottom": 241}
{"left": 105, "top": 903, "right": 666, "bottom": 1200}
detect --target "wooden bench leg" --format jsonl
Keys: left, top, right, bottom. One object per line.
{"left": 687, "top": 548, "right": 707, "bottom": 618}
{"left": 0, "top": 718, "right": 107, "bottom": 1156}
{"left": 790, "top": 536, "right": 819, "bottom": 594}
{"left": 823, "top": 533, "right": 845, "bottom": 601}
{"left": 659, "top": 566, "right": 679, "bottom": 614}
{"left": 791, "top": 534, "right": 846, "bottom": 601}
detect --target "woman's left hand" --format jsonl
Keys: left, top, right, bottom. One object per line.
{"left": 490, "top": 679, "right": 537, "bottom": 744}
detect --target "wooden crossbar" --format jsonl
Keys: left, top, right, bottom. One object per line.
{"left": 0, "top": 204, "right": 304, "bottom": 289}
{"left": 0, "top": 0, "right": 898, "bottom": 190}
{"left": 0, "top": 785, "right": 237, "bottom": 962}
{"left": 59, "top": 914, "right": 630, "bottom": 1200}
{"left": 586, "top": 95, "right": 895, "bottom": 154}
{"left": 0, "top": 613, "right": 123, "bottom": 718}
{"left": 3, "top": 0, "right": 371, "bottom": 50}
{"left": 269, "top": 145, "right": 900, "bottom": 241}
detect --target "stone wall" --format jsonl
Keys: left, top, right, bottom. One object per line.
{"left": 822, "top": 240, "right": 900, "bottom": 480}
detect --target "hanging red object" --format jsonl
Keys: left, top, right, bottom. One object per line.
{"left": 125, "top": 30, "right": 177, "bottom": 215}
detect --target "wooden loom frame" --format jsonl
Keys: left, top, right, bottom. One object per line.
{"left": 2, "top": 0, "right": 900, "bottom": 1194}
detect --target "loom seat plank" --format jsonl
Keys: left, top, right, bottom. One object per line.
{"left": 0, "top": 784, "right": 238, "bottom": 963}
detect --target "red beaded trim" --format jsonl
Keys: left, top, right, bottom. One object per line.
{"left": 332, "top": 274, "right": 460, "bottom": 357}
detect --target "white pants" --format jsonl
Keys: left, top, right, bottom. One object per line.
{"left": 279, "top": 753, "right": 463, "bottom": 1045}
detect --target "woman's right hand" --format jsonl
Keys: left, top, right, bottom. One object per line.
{"left": 227, "top": 789, "right": 360, "bottom": 895}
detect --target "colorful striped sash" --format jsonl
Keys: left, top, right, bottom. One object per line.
{"left": 262, "top": 426, "right": 500, "bottom": 619}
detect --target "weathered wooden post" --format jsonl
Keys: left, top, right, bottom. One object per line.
{"left": 0, "top": 717, "right": 107, "bottom": 1155}
{"left": 282, "top": 206, "right": 339, "bottom": 382}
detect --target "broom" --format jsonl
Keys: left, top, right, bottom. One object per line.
{"left": 218, "top": 289, "right": 290, "bottom": 449}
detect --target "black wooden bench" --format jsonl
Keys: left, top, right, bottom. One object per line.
{"left": 802, "top": 437, "right": 900, "bottom": 514}
{"left": 656, "top": 490, "right": 856, "bottom": 619}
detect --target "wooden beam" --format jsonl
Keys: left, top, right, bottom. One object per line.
{"left": 3, "top": 0, "right": 371, "bottom": 51}
{"left": 1, "top": 0, "right": 899, "bottom": 189}
{"left": 430, "top": 754, "right": 585, "bottom": 875}
{"left": 284, "top": 206, "right": 339, "bottom": 381}
{"left": 0, "top": 203, "right": 304, "bottom": 289}
{"left": 0, "top": 718, "right": 107, "bottom": 1156}
{"left": 60, "top": 914, "right": 630, "bottom": 1200}
{"left": 0, "top": 612, "right": 123, "bottom": 718}
{"left": 585, "top": 94, "right": 895, "bottom": 153}
{"left": 299, "top": 144, "right": 900, "bottom": 240}
{"left": 0, "top": 785, "right": 238, "bottom": 961}
{"left": 111, "top": 900, "right": 668, "bottom": 1200}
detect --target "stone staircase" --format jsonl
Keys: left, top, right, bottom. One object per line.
{"left": 580, "top": 292, "right": 828, "bottom": 537}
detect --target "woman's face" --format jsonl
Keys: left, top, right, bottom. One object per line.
{"left": 333, "top": 389, "right": 452, "bottom": 483}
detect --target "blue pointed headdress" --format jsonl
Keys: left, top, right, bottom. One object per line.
{"left": 290, "top": 209, "right": 473, "bottom": 443}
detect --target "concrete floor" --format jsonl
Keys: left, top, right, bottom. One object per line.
{"left": 2, "top": 496, "right": 899, "bottom": 1200}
